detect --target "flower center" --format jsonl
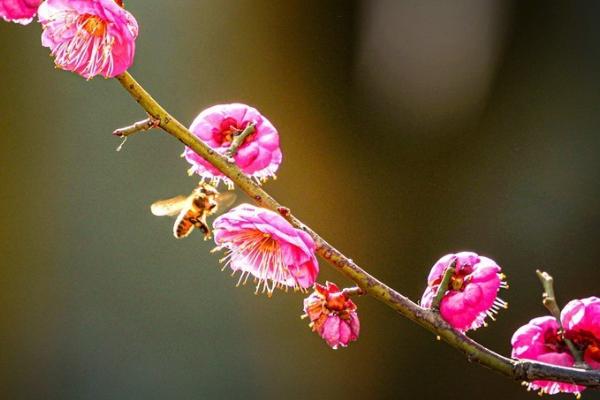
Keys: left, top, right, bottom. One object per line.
{"left": 449, "top": 269, "right": 471, "bottom": 291}
{"left": 587, "top": 343, "right": 600, "bottom": 362}
{"left": 450, "top": 276, "right": 464, "bottom": 291}
{"left": 326, "top": 292, "right": 347, "bottom": 311}
{"left": 431, "top": 264, "right": 473, "bottom": 291}
{"left": 79, "top": 14, "right": 107, "bottom": 37}
{"left": 565, "top": 329, "right": 600, "bottom": 360}
{"left": 216, "top": 118, "right": 255, "bottom": 146}
{"left": 543, "top": 327, "right": 568, "bottom": 353}
{"left": 218, "top": 229, "right": 301, "bottom": 296}
{"left": 217, "top": 118, "right": 241, "bottom": 144}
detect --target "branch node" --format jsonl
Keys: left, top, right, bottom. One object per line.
{"left": 277, "top": 207, "right": 290, "bottom": 217}
{"left": 342, "top": 286, "right": 365, "bottom": 298}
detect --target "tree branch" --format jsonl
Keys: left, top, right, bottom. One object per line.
{"left": 114, "top": 71, "right": 600, "bottom": 389}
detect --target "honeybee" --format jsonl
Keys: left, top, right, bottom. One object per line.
{"left": 151, "top": 182, "right": 236, "bottom": 240}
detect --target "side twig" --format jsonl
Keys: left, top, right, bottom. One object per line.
{"left": 113, "top": 116, "right": 160, "bottom": 137}
{"left": 431, "top": 262, "right": 456, "bottom": 310}
{"left": 225, "top": 122, "right": 255, "bottom": 161}
{"left": 114, "top": 71, "right": 600, "bottom": 389}
{"left": 536, "top": 270, "right": 587, "bottom": 368}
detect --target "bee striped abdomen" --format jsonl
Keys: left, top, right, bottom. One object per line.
{"left": 173, "top": 206, "right": 211, "bottom": 240}
{"left": 174, "top": 217, "right": 195, "bottom": 238}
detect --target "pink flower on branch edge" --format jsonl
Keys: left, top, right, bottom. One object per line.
{"left": 561, "top": 297, "right": 600, "bottom": 370}
{"left": 38, "top": 0, "right": 138, "bottom": 79}
{"left": 510, "top": 298, "right": 600, "bottom": 396}
{"left": 184, "top": 103, "right": 282, "bottom": 189}
{"left": 420, "top": 251, "right": 508, "bottom": 332}
{"left": 511, "top": 316, "right": 586, "bottom": 396}
{"left": 303, "top": 282, "right": 360, "bottom": 349}
{"left": 0, "top": 0, "right": 40, "bottom": 24}
{"left": 212, "top": 204, "right": 318, "bottom": 296}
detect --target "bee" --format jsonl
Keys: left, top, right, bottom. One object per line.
{"left": 151, "top": 182, "right": 236, "bottom": 240}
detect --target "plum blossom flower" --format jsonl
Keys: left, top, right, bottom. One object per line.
{"left": 38, "top": 0, "right": 138, "bottom": 79}
{"left": 511, "top": 316, "right": 585, "bottom": 396}
{"left": 0, "top": 0, "right": 41, "bottom": 24}
{"left": 184, "top": 103, "right": 282, "bottom": 188}
{"left": 420, "top": 251, "right": 508, "bottom": 332}
{"left": 561, "top": 297, "right": 600, "bottom": 370}
{"left": 302, "top": 282, "right": 360, "bottom": 349}
{"left": 212, "top": 204, "right": 318, "bottom": 296}
{"left": 511, "top": 299, "right": 600, "bottom": 396}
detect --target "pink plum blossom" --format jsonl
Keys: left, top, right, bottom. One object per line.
{"left": 511, "top": 316, "right": 585, "bottom": 396}
{"left": 212, "top": 204, "right": 318, "bottom": 296}
{"left": 0, "top": 0, "right": 41, "bottom": 24}
{"left": 184, "top": 103, "right": 282, "bottom": 188}
{"left": 38, "top": 0, "right": 138, "bottom": 79}
{"left": 420, "top": 251, "right": 507, "bottom": 332}
{"left": 561, "top": 297, "right": 600, "bottom": 369}
{"left": 303, "top": 282, "right": 360, "bottom": 349}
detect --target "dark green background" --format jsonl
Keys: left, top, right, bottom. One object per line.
{"left": 1, "top": 1, "right": 599, "bottom": 399}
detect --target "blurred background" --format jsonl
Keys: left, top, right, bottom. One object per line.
{"left": 1, "top": 0, "right": 599, "bottom": 399}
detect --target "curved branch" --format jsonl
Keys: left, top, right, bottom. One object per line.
{"left": 114, "top": 71, "right": 600, "bottom": 389}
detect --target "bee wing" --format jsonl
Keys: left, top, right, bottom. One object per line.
{"left": 215, "top": 191, "right": 237, "bottom": 211}
{"left": 150, "top": 195, "right": 189, "bottom": 217}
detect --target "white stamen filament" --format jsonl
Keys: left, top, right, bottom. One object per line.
{"left": 45, "top": 11, "right": 116, "bottom": 79}
{"left": 216, "top": 230, "right": 302, "bottom": 296}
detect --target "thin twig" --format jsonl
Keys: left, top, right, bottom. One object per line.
{"left": 225, "top": 122, "right": 255, "bottom": 161}
{"left": 431, "top": 261, "right": 456, "bottom": 310}
{"left": 113, "top": 117, "right": 160, "bottom": 137}
{"left": 536, "top": 270, "right": 562, "bottom": 318}
{"left": 114, "top": 71, "right": 600, "bottom": 389}
{"left": 536, "top": 270, "right": 587, "bottom": 368}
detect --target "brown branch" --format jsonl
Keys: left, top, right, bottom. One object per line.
{"left": 114, "top": 71, "right": 600, "bottom": 389}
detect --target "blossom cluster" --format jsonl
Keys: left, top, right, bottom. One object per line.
{"left": 2, "top": 0, "right": 598, "bottom": 392}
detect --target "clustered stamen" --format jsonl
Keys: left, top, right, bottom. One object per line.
{"left": 48, "top": 12, "right": 116, "bottom": 79}
{"left": 217, "top": 231, "right": 304, "bottom": 296}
